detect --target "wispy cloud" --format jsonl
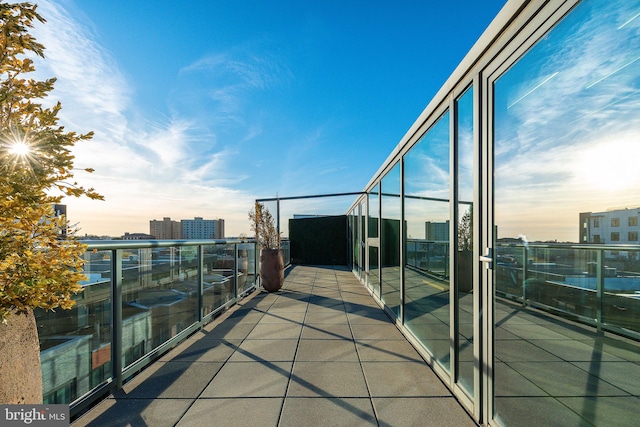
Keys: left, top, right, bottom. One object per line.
{"left": 30, "top": 1, "right": 130, "bottom": 138}
{"left": 175, "top": 43, "right": 291, "bottom": 126}
{"left": 25, "top": 1, "right": 257, "bottom": 236}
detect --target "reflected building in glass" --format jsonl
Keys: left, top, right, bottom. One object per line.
{"left": 347, "top": 0, "right": 640, "bottom": 425}
{"left": 581, "top": 208, "right": 640, "bottom": 245}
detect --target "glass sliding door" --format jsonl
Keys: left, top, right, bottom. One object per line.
{"left": 491, "top": 0, "right": 640, "bottom": 425}
{"left": 404, "top": 111, "right": 452, "bottom": 372}
{"left": 455, "top": 86, "right": 475, "bottom": 398}
{"left": 368, "top": 185, "right": 380, "bottom": 296}
{"left": 359, "top": 201, "right": 366, "bottom": 282}
{"left": 381, "top": 162, "right": 402, "bottom": 317}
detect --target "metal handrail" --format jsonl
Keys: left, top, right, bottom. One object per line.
{"left": 37, "top": 239, "right": 259, "bottom": 416}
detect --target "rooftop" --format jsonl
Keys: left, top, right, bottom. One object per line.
{"left": 71, "top": 265, "right": 477, "bottom": 426}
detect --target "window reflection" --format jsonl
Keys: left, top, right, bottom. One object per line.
{"left": 404, "top": 111, "right": 451, "bottom": 372}
{"left": 381, "top": 162, "right": 401, "bottom": 317}
{"left": 455, "top": 87, "right": 474, "bottom": 397}
{"left": 493, "top": 0, "right": 640, "bottom": 425}
{"left": 368, "top": 185, "right": 380, "bottom": 295}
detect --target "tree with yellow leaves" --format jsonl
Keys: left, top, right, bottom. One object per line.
{"left": 0, "top": 2, "right": 102, "bottom": 403}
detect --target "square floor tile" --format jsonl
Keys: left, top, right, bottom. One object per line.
{"left": 350, "top": 323, "right": 403, "bottom": 340}
{"left": 296, "top": 339, "right": 358, "bottom": 362}
{"left": 288, "top": 362, "right": 368, "bottom": 397}
{"left": 162, "top": 339, "right": 241, "bottom": 363}
{"left": 301, "top": 323, "right": 353, "bottom": 340}
{"left": 280, "top": 397, "right": 376, "bottom": 426}
{"left": 246, "top": 323, "right": 303, "bottom": 340}
{"left": 228, "top": 339, "right": 299, "bottom": 362}
{"left": 374, "top": 397, "right": 477, "bottom": 427}
{"left": 558, "top": 396, "right": 640, "bottom": 427}
{"left": 177, "top": 398, "right": 283, "bottom": 427}
{"left": 74, "top": 397, "right": 193, "bottom": 427}
{"left": 355, "top": 339, "right": 423, "bottom": 362}
{"left": 304, "top": 310, "right": 349, "bottom": 324}
{"left": 118, "top": 361, "right": 223, "bottom": 399}
{"left": 507, "top": 361, "right": 631, "bottom": 396}
{"left": 361, "top": 361, "right": 450, "bottom": 397}
{"left": 201, "top": 361, "right": 292, "bottom": 398}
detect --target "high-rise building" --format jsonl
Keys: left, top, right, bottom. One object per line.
{"left": 180, "top": 217, "right": 224, "bottom": 239}
{"left": 149, "top": 217, "right": 181, "bottom": 239}
{"left": 150, "top": 217, "right": 224, "bottom": 239}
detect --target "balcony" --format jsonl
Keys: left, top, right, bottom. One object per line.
{"left": 70, "top": 264, "right": 476, "bottom": 426}
{"left": 33, "top": 234, "right": 640, "bottom": 426}
{"left": 23, "top": 0, "right": 640, "bottom": 425}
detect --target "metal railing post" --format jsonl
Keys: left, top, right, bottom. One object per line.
{"left": 198, "top": 244, "right": 204, "bottom": 322}
{"left": 255, "top": 241, "right": 260, "bottom": 289}
{"left": 596, "top": 249, "right": 604, "bottom": 332}
{"left": 112, "top": 249, "right": 123, "bottom": 389}
{"left": 522, "top": 245, "right": 529, "bottom": 304}
{"left": 234, "top": 243, "right": 239, "bottom": 299}
{"left": 277, "top": 197, "right": 280, "bottom": 240}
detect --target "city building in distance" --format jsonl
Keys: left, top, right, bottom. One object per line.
{"left": 580, "top": 207, "right": 640, "bottom": 245}
{"left": 150, "top": 217, "right": 225, "bottom": 239}
{"left": 425, "top": 220, "right": 449, "bottom": 242}
{"left": 121, "top": 232, "right": 155, "bottom": 240}
{"left": 149, "top": 217, "right": 182, "bottom": 240}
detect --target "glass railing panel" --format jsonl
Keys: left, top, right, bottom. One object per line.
{"left": 604, "top": 293, "right": 640, "bottom": 334}
{"left": 203, "top": 244, "right": 235, "bottom": 317}
{"left": 36, "top": 240, "right": 257, "bottom": 412}
{"left": 238, "top": 243, "right": 256, "bottom": 294}
{"left": 39, "top": 249, "right": 113, "bottom": 404}
{"left": 281, "top": 240, "right": 291, "bottom": 266}
{"left": 406, "top": 240, "right": 450, "bottom": 278}
{"left": 495, "top": 243, "right": 640, "bottom": 336}
{"left": 406, "top": 241, "right": 416, "bottom": 269}
{"left": 493, "top": 245, "right": 640, "bottom": 427}
{"left": 121, "top": 246, "right": 198, "bottom": 369}
{"left": 601, "top": 247, "right": 640, "bottom": 334}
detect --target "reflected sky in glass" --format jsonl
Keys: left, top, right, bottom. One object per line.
{"left": 382, "top": 161, "right": 401, "bottom": 219}
{"left": 494, "top": 0, "right": 640, "bottom": 242}
{"left": 404, "top": 111, "right": 450, "bottom": 239}
{"left": 405, "top": 111, "right": 450, "bottom": 198}
{"left": 457, "top": 87, "right": 473, "bottom": 204}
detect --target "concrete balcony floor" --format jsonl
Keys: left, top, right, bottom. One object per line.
{"left": 72, "top": 265, "right": 476, "bottom": 427}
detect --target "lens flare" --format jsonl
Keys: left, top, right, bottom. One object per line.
{"left": 9, "top": 142, "right": 30, "bottom": 156}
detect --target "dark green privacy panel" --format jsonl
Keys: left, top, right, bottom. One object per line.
{"left": 289, "top": 215, "right": 348, "bottom": 265}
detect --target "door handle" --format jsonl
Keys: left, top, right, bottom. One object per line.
{"left": 480, "top": 248, "right": 493, "bottom": 269}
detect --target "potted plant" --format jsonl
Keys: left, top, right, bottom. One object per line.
{"left": 249, "top": 202, "right": 284, "bottom": 292}
{"left": 0, "top": 3, "right": 102, "bottom": 404}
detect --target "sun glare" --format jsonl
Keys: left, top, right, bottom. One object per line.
{"left": 9, "top": 142, "right": 30, "bottom": 156}
{"left": 577, "top": 137, "right": 640, "bottom": 191}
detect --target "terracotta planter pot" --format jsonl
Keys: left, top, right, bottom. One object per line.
{"left": 260, "top": 249, "right": 284, "bottom": 292}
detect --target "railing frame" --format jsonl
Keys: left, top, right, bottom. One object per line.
{"left": 54, "top": 239, "right": 259, "bottom": 418}
{"left": 496, "top": 242, "right": 640, "bottom": 341}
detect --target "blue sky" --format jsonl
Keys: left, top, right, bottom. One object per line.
{"left": 29, "top": 0, "right": 506, "bottom": 237}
